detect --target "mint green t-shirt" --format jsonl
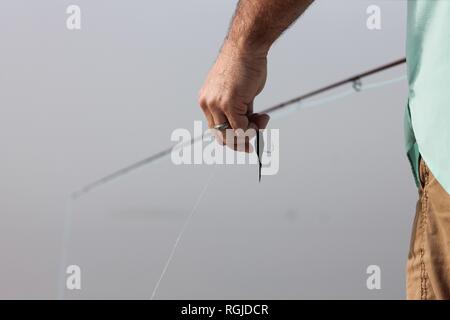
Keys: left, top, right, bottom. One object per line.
{"left": 405, "top": 0, "right": 450, "bottom": 194}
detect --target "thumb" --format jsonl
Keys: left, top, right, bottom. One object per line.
{"left": 249, "top": 113, "right": 270, "bottom": 130}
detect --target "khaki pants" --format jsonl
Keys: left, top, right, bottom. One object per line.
{"left": 407, "top": 158, "right": 450, "bottom": 299}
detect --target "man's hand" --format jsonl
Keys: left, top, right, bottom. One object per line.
{"left": 198, "top": 0, "right": 313, "bottom": 151}
{"left": 198, "top": 43, "right": 270, "bottom": 151}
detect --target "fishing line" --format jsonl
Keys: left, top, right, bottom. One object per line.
{"left": 270, "top": 75, "right": 406, "bottom": 119}
{"left": 150, "top": 170, "right": 216, "bottom": 300}
{"left": 57, "top": 198, "right": 75, "bottom": 299}
{"left": 69, "top": 58, "right": 406, "bottom": 199}
{"left": 57, "top": 58, "right": 406, "bottom": 299}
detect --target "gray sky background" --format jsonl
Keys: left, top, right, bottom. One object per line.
{"left": 0, "top": 0, "right": 413, "bottom": 299}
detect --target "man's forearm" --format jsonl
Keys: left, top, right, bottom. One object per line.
{"left": 198, "top": 0, "right": 313, "bottom": 136}
{"left": 224, "top": 0, "right": 314, "bottom": 56}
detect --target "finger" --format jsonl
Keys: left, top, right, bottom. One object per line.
{"left": 209, "top": 108, "right": 229, "bottom": 145}
{"left": 234, "top": 125, "right": 257, "bottom": 147}
{"left": 234, "top": 137, "right": 254, "bottom": 153}
{"left": 247, "top": 101, "right": 254, "bottom": 116}
{"left": 202, "top": 108, "right": 214, "bottom": 128}
{"left": 221, "top": 113, "right": 267, "bottom": 153}
{"left": 198, "top": 97, "right": 215, "bottom": 128}
{"left": 249, "top": 113, "right": 270, "bottom": 130}
{"left": 246, "top": 122, "right": 258, "bottom": 140}
{"left": 209, "top": 107, "right": 229, "bottom": 128}
{"left": 224, "top": 108, "right": 249, "bottom": 131}
{"left": 242, "top": 123, "right": 258, "bottom": 153}
{"left": 234, "top": 124, "right": 257, "bottom": 153}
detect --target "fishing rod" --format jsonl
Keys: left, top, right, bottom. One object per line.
{"left": 70, "top": 57, "right": 406, "bottom": 199}
{"left": 265, "top": 58, "right": 406, "bottom": 113}
{"left": 149, "top": 57, "right": 408, "bottom": 300}
{"left": 58, "top": 57, "right": 407, "bottom": 300}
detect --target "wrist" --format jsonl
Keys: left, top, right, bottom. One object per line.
{"left": 221, "top": 37, "right": 270, "bottom": 60}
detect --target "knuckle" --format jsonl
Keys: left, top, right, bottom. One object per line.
{"left": 198, "top": 99, "right": 210, "bottom": 112}
{"left": 198, "top": 96, "right": 206, "bottom": 106}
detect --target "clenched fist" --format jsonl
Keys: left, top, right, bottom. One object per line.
{"left": 198, "top": 42, "right": 270, "bottom": 152}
